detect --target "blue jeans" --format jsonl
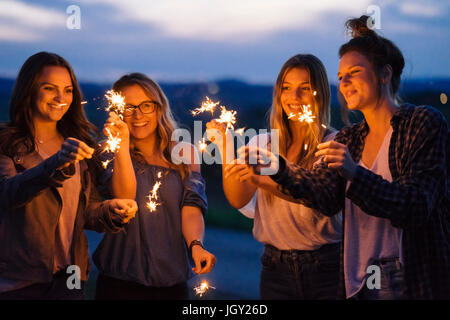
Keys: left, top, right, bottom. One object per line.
{"left": 355, "top": 257, "right": 407, "bottom": 300}
{"left": 260, "top": 242, "right": 340, "bottom": 300}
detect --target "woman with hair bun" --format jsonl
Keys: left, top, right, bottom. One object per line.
{"left": 241, "top": 16, "right": 450, "bottom": 299}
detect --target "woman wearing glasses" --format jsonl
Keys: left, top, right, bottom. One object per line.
{"left": 93, "top": 73, "right": 216, "bottom": 300}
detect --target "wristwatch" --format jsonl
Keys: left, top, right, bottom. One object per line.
{"left": 189, "top": 239, "right": 204, "bottom": 255}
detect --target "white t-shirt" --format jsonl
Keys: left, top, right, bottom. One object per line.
{"left": 239, "top": 132, "right": 342, "bottom": 251}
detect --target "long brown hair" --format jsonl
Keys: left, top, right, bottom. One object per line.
{"left": 0, "top": 51, "right": 97, "bottom": 157}
{"left": 112, "top": 73, "right": 191, "bottom": 180}
{"left": 270, "top": 54, "right": 331, "bottom": 168}
{"left": 264, "top": 54, "right": 332, "bottom": 204}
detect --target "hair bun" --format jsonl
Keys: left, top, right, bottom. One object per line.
{"left": 345, "top": 15, "right": 377, "bottom": 38}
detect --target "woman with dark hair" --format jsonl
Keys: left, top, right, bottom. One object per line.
{"left": 241, "top": 16, "right": 450, "bottom": 299}
{"left": 0, "top": 52, "right": 138, "bottom": 300}
{"left": 93, "top": 73, "right": 216, "bottom": 300}
{"left": 207, "top": 54, "right": 342, "bottom": 300}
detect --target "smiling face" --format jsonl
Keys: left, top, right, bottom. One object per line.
{"left": 338, "top": 51, "right": 379, "bottom": 110}
{"left": 280, "top": 67, "right": 315, "bottom": 117}
{"left": 34, "top": 66, "right": 73, "bottom": 123}
{"left": 121, "top": 84, "right": 159, "bottom": 140}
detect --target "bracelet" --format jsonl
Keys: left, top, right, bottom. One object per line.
{"left": 189, "top": 239, "right": 203, "bottom": 255}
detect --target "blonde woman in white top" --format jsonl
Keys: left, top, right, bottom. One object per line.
{"left": 207, "top": 54, "right": 343, "bottom": 300}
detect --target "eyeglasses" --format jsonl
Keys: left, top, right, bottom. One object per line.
{"left": 123, "top": 101, "right": 159, "bottom": 117}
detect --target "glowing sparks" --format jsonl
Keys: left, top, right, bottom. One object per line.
{"left": 288, "top": 105, "right": 316, "bottom": 124}
{"left": 81, "top": 101, "right": 87, "bottom": 105}
{"left": 146, "top": 172, "right": 163, "bottom": 212}
{"left": 105, "top": 90, "right": 126, "bottom": 119}
{"left": 104, "top": 127, "right": 122, "bottom": 153}
{"left": 198, "top": 138, "right": 208, "bottom": 152}
{"left": 304, "top": 144, "right": 308, "bottom": 151}
{"left": 235, "top": 127, "right": 246, "bottom": 135}
{"left": 191, "top": 96, "right": 220, "bottom": 116}
{"left": 101, "top": 159, "right": 112, "bottom": 169}
{"left": 194, "top": 281, "right": 215, "bottom": 297}
{"left": 321, "top": 124, "right": 327, "bottom": 129}
{"left": 313, "top": 91, "right": 317, "bottom": 96}
{"left": 217, "top": 106, "right": 237, "bottom": 132}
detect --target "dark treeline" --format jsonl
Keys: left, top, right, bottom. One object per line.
{"left": 0, "top": 77, "right": 448, "bottom": 231}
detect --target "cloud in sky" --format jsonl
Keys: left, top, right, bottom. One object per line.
{"left": 77, "top": 0, "right": 372, "bottom": 41}
{"left": 0, "top": 0, "right": 65, "bottom": 41}
{"left": 0, "top": 0, "right": 448, "bottom": 82}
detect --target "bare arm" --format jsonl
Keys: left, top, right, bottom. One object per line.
{"left": 104, "top": 112, "right": 137, "bottom": 199}
{"left": 206, "top": 120, "right": 256, "bottom": 209}
{"left": 181, "top": 161, "right": 216, "bottom": 274}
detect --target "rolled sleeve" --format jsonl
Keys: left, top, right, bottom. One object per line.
{"left": 181, "top": 171, "right": 208, "bottom": 216}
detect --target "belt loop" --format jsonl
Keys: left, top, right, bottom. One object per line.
{"left": 273, "top": 247, "right": 281, "bottom": 263}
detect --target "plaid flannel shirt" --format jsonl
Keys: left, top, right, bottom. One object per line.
{"left": 272, "top": 103, "right": 450, "bottom": 299}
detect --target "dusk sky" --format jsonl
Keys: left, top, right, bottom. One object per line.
{"left": 0, "top": 0, "right": 449, "bottom": 85}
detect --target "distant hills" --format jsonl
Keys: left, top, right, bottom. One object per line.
{"left": 0, "top": 76, "right": 448, "bottom": 230}
{"left": 1, "top": 76, "right": 448, "bottom": 130}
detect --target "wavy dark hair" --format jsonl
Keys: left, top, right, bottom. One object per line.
{"left": 0, "top": 51, "right": 98, "bottom": 158}
{"left": 339, "top": 15, "right": 405, "bottom": 101}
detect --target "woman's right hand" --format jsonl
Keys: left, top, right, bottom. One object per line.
{"left": 205, "top": 119, "right": 228, "bottom": 144}
{"left": 237, "top": 146, "right": 280, "bottom": 176}
{"left": 103, "top": 112, "right": 130, "bottom": 149}
{"left": 57, "top": 137, "right": 95, "bottom": 169}
{"left": 224, "top": 159, "right": 255, "bottom": 182}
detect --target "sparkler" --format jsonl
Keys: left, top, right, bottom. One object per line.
{"left": 105, "top": 90, "right": 126, "bottom": 119}
{"left": 191, "top": 96, "right": 220, "bottom": 116}
{"left": 101, "top": 159, "right": 112, "bottom": 169}
{"left": 216, "top": 106, "right": 237, "bottom": 132}
{"left": 198, "top": 138, "right": 208, "bottom": 153}
{"left": 103, "top": 127, "right": 122, "bottom": 153}
{"left": 192, "top": 97, "right": 240, "bottom": 156}
{"left": 288, "top": 104, "right": 315, "bottom": 123}
{"left": 101, "top": 90, "right": 126, "bottom": 159}
{"left": 194, "top": 281, "right": 215, "bottom": 297}
{"left": 146, "top": 171, "right": 163, "bottom": 212}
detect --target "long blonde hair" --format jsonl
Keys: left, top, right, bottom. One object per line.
{"left": 264, "top": 54, "right": 331, "bottom": 203}
{"left": 112, "top": 73, "right": 191, "bottom": 180}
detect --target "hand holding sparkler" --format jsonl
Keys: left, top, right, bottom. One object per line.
{"left": 315, "top": 140, "right": 357, "bottom": 180}
{"left": 223, "top": 158, "right": 255, "bottom": 182}
{"left": 56, "top": 137, "right": 95, "bottom": 169}
{"left": 191, "top": 245, "right": 216, "bottom": 274}
{"left": 237, "top": 145, "right": 280, "bottom": 176}
{"left": 103, "top": 112, "right": 130, "bottom": 149}
{"left": 205, "top": 119, "right": 228, "bottom": 143}
{"left": 106, "top": 198, "right": 138, "bottom": 224}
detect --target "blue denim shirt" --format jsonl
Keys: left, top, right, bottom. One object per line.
{"left": 93, "top": 158, "right": 207, "bottom": 287}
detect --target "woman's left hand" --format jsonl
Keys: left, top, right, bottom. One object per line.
{"left": 191, "top": 246, "right": 216, "bottom": 274}
{"left": 315, "top": 140, "right": 357, "bottom": 180}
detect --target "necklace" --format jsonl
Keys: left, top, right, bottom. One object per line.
{"left": 36, "top": 134, "right": 60, "bottom": 144}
